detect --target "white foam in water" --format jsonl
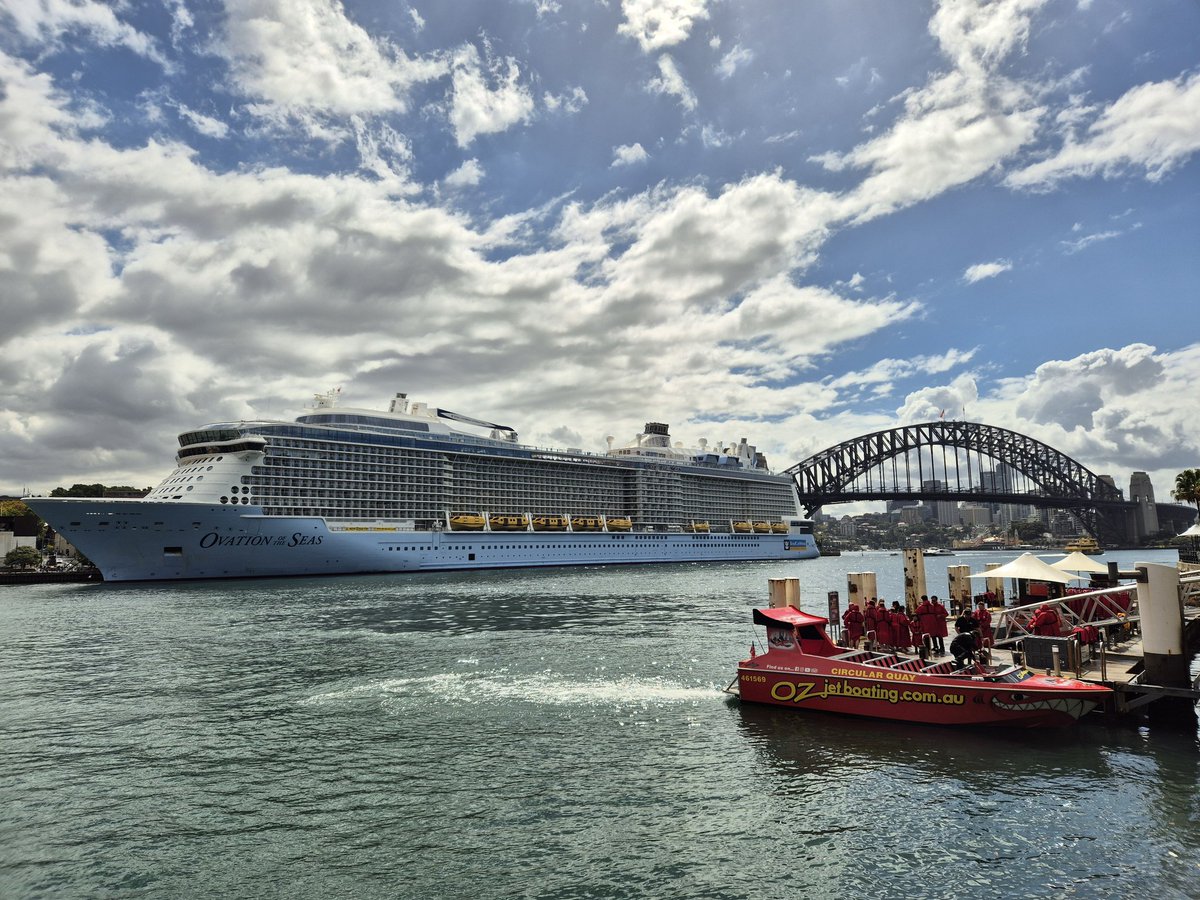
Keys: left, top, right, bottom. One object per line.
{"left": 303, "top": 671, "right": 723, "bottom": 708}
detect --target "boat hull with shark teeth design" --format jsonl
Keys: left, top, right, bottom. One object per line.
{"left": 732, "top": 605, "right": 1112, "bottom": 728}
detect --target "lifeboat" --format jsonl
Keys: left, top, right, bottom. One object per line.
{"left": 771, "top": 522, "right": 788, "bottom": 534}
{"left": 732, "top": 521, "right": 752, "bottom": 533}
{"left": 688, "top": 521, "right": 710, "bottom": 533}
{"left": 571, "top": 516, "right": 603, "bottom": 531}
{"left": 729, "top": 584, "right": 1113, "bottom": 728}
{"left": 531, "top": 515, "right": 569, "bottom": 531}
{"left": 752, "top": 522, "right": 771, "bottom": 534}
{"left": 449, "top": 513, "right": 485, "bottom": 531}
{"left": 605, "top": 516, "right": 633, "bottom": 532}
{"left": 489, "top": 513, "right": 529, "bottom": 531}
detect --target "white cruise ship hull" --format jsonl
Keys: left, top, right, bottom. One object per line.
{"left": 29, "top": 499, "right": 819, "bottom": 582}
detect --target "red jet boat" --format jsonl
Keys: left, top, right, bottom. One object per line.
{"left": 731, "top": 605, "right": 1111, "bottom": 728}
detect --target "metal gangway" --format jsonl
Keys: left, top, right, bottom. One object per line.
{"left": 991, "top": 582, "right": 1140, "bottom": 649}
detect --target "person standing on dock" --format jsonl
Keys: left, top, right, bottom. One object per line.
{"left": 875, "top": 599, "right": 895, "bottom": 648}
{"left": 843, "top": 603, "right": 864, "bottom": 648}
{"left": 915, "top": 596, "right": 936, "bottom": 654}
{"left": 931, "top": 595, "right": 949, "bottom": 655}
{"left": 1030, "top": 604, "right": 1063, "bottom": 637}
{"left": 974, "top": 600, "right": 994, "bottom": 647}
{"left": 863, "top": 600, "right": 880, "bottom": 645}
{"left": 910, "top": 606, "right": 926, "bottom": 655}
{"left": 890, "top": 602, "right": 912, "bottom": 652}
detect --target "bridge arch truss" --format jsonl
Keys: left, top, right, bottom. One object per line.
{"left": 784, "top": 421, "right": 1131, "bottom": 543}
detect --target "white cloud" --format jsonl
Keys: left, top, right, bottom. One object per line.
{"left": 543, "top": 86, "right": 589, "bottom": 115}
{"left": 963, "top": 259, "right": 1012, "bottom": 283}
{"left": 618, "top": 0, "right": 711, "bottom": 52}
{"left": 221, "top": 0, "right": 445, "bottom": 122}
{"left": 1, "top": 0, "right": 165, "bottom": 64}
{"left": 611, "top": 143, "right": 649, "bottom": 167}
{"left": 448, "top": 44, "right": 536, "bottom": 147}
{"left": 700, "top": 124, "right": 733, "bottom": 148}
{"left": 812, "top": 0, "right": 1048, "bottom": 226}
{"left": 1060, "top": 229, "right": 1120, "bottom": 254}
{"left": 1008, "top": 72, "right": 1200, "bottom": 189}
{"left": 647, "top": 54, "right": 697, "bottom": 111}
{"left": 444, "top": 158, "right": 484, "bottom": 188}
{"left": 176, "top": 104, "right": 230, "bottom": 140}
{"left": 717, "top": 44, "right": 754, "bottom": 79}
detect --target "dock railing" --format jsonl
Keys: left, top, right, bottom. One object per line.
{"left": 992, "top": 583, "right": 1140, "bottom": 649}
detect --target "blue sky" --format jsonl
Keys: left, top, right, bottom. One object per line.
{"left": 1, "top": 0, "right": 1198, "bottom": 509}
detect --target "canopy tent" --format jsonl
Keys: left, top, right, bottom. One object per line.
{"left": 1048, "top": 551, "right": 1110, "bottom": 574}
{"left": 968, "top": 552, "right": 1080, "bottom": 585}
{"left": 1178, "top": 523, "right": 1200, "bottom": 538}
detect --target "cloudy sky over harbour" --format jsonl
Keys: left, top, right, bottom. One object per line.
{"left": 1, "top": 0, "right": 1198, "bottom": 507}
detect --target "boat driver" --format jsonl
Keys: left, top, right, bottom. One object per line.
{"left": 949, "top": 630, "right": 978, "bottom": 669}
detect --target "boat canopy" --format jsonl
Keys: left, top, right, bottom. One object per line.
{"left": 753, "top": 607, "right": 828, "bottom": 628}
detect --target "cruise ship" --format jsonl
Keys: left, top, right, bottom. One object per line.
{"left": 25, "top": 391, "right": 819, "bottom": 581}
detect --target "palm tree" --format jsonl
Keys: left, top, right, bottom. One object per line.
{"left": 1173, "top": 469, "right": 1200, "bottom": 512}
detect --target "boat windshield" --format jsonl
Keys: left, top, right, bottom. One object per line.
{"left": 985, "top": 667, "right": 1036, "bottom": 684}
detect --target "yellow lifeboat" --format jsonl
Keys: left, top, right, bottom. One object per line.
{"left": 571, "top": 516, "right": 603, "bottom": 531}
{"left": 531, "top": 515, "right": 569, "bottom": 531}
{"left": 771, "top": 522, "right": 788, "bottom": 534}
{"left": 489, "top": 513, "right": 529, "bottom": 531}
{"left": 449, "top": 513, "right": 485, "bottom": 531}
{"left": 688, "top": 521, "right": 710, "bottom": 533}
{"left": 732, "top": 521, "right": 752, "bottom": 533}
{"left": 605, "top": 516, "right": 633, "bottom": 532}
{"left": 753, "top": 522, "right": 771, "bottom": 534}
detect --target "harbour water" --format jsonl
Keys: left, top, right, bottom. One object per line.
{"left": 2, "top": 550, "right": 1198, "bottom": 899}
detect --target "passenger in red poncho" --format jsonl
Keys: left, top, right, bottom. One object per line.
{"left": 889, "top": 602, "right": 912, "bottom": 652}
{"left": 1030, "top": 604, "right": 1062, "bottom": 636}
{"left": 875, "top": 599, "right": 894, "bottom": 647}
{"left": 974, "top": 600, "right": 994, "bottom": 646}
{"left": 909, "top": 610, "right": 925, "bottom": 654}
{"left": 842, "top": 603, "right": 865, "bottom": 648}
{"left": 931, "top": 595, "right": 949, "bottom": 654}
{"left": 914, "top": 596, "right": 936, "bottom": 653}
{"left": 863, "top": 600, "right": 880, "bottom": 643}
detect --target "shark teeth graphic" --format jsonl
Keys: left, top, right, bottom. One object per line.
{"left": 990, "top": 695, "right": 1099, "bottom": 720}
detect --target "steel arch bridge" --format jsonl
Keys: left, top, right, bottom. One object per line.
{"left": 784, "top": 421, "right": 1133, "bottom": 543}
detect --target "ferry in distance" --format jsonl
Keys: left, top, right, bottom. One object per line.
{"left": 26, "top": 391, "right": 819, "bottom": 582}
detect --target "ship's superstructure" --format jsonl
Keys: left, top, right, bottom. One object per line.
{"left": 27, "top": 391, "right": 818, "bottom": 581}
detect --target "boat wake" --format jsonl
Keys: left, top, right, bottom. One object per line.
{"left": 302, "top": 671, "right": 723, "bottom": 709}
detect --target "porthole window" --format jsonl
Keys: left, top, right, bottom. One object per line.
{"left": 220, "top": 496, "right": 228, "bottom": 504}
{"left": 241, "top": 496, "right": 249, "bottom": 504}
{"left": 231, "top": 486, "right": 239, "bottom": 494}
{"left": 186, "top": 486, "right": 194, "bottom": 492}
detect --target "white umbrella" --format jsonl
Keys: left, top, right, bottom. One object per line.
{"left": 1178, "top": 523, "right": 1200, "bottom": 538}
{"left": 1049, "top": 550, "right": 1110, "bottom": 574}
{"left": 967, "top": 551, "right": 1079, "bottom": 584}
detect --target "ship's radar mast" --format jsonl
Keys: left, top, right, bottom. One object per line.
{"left": 313, "top": 387, "right": 342, "bottom": 409}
